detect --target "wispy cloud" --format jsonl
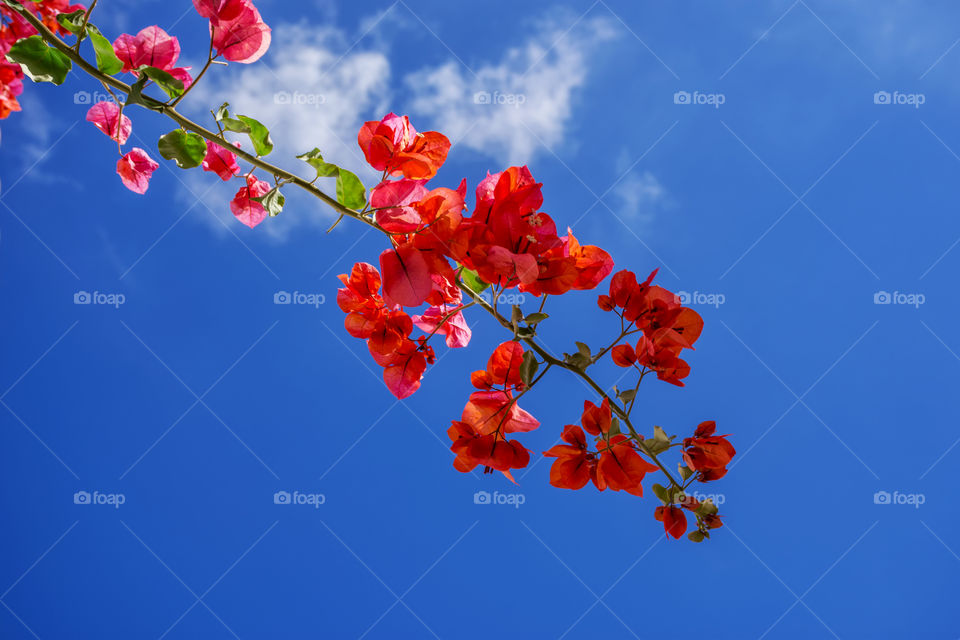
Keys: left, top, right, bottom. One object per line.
{"left": 405, "top": 16, "right": 618, "bottom": 166}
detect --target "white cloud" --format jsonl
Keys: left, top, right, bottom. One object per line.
{"left": 611, "top": 170, "right": 667, "bottom": 223}
{"left": 405, "top": 16, "right": 618, "bottom": 166}
{"left": 607, "top": 150, "right": 669, "bottom": 226}
{"left": 180, "top": 22, "right": 391, "bottom": 239}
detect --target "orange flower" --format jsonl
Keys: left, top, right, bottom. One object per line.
{"left": 543, "top": 425, "right": 597, "bottom": 490}
{"left": 358, "top": 113, "right": 450, "bottom": 179}
{"left": 595, "top": 435, "right": 659, "bottom": 496}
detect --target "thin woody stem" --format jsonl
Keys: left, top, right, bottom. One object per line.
{"left": 14, "top": 2, "right": 684, "bottom": 493}
{"left": 169, "top": 34, "right": 214, "bottom": 107}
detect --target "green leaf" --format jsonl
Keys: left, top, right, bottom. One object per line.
{"left": 651, "top": 483, "right": 669, "bottom": 505}
{"left": 124, "top": 74, "right": 161, "bottom": 111}
{"left": 645, "top": 425, "right": 672, "bottom": 455}
{"left": 618, "top": 388, "right": 637, "bottom": 404}
{"left": 687, "top": 530, "right": 705, "bottom": 543}
{"left": 519, "top": 351, "right": 539, "bottom": 387}
{"left": 86, "top": 25, "right": 123, "bottom": 75}
{"left": 157, "top": 130, "right": 207, "bottom": 169}
{"left": 696, "top": 499, "right": 718, "bottom": 517}
{"left": 214, "top": 102, "right": 230, "bottom": 121}
{"left": 608, "top": 417, "right": 621, "bottom": 437}
{"left": 297, "top": 148, "right": 341, "bottom": 179}
{"left": 56, "top": 9, "right": 87, "bottom": 35}
{"left": 524, "top": 312, "right": 549, "bottom": 324}
{"left": 678, "top": 464, "right": 694, "bottom": 481}
{"left": 138, "top": 65, "right": 184, "bottom": 99}
{"left": 563, "top": 352, "right": 591, "bottom": 370}
{"left": 6, "top": 35, "right": 71, "bottom": 85}
{"left": 220, "top": 114, "right": 273, "bottom": 156}
{"left": 255, "top": 187, "right": 285, "bottom": 217}
{"left": 459, "top": 267, "right": 489, "bottom": 294}
{"left": 335, "top": 169, "right": 366, "bottom": 209}
{"left": 575, "top": 341, "right": 592, "bottom": 359}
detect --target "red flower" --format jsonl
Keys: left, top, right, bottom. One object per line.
{"left": 682, "top": 421, "right": 736, "bottom": 481}
{"left": 581, "top": 398, "right": 612, "bottom": 437}
{"left": 461, "top": 390, "right": 539, "bottom": 435}
{"left": 595, "top": 434, "right": 659, "bottom": 496}
{"left": 358, "top": 113, "right": 450, "bottom": 180}
{"left": 635, "top": 337, "right": 690, "bottom": 387}
{"left": 379, "top": 242, "right": 432, "bottom": 308}
{"left": 448, "top": 421, "right": 530, "bottom": 481}
{"left": 654, "top": 505, "right": 687, "bottom": 539}
{"left": 611, "top": 343, "right": 637, "bottom": 368}
{"left": 543, "top": 425, "right": 598, "bottom": 490}
{"left": 470, "top": 341, "right": 525, "bottom": 390}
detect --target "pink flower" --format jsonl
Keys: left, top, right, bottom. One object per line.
{"left": 116, "top": 148, "right": 159, "bottom": 194}
{"left": 202, "top": 140, "right": 241, "bottom": 181}
{"left": 370, "top": 179, "right": 429, "bottom": 233}
{"left": 230, "top": 174, "right": 270, "bottom": 228}
{"left": 194, "top": 0, "right": 271, "bottom": 64}
{"left": 86, "top": 101, "right": 131, "bottom": 145}
{"left": 112, "top": 26, "right": 193, "bottom": 87}
{"left": 412, "top": 304, "right": 472, "bottom": 348}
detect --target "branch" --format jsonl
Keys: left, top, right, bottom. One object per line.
{"left": 13, "top": 2, "right": 684, "bottom": 493}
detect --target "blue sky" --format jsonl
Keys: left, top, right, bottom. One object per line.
{"left": 2, "top": 0, "right": 960, "bottom": 637}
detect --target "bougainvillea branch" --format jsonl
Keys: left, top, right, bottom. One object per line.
{"left": 2, "top": 0, "right": 735, "bottom": 541}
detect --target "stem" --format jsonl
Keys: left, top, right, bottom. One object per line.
{"left": 170, "top": 35, "right": 214, "bottom": 107}
{"left": 73, "top": 0, "right": 97, "bottom": 52}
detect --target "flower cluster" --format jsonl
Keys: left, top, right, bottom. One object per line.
{"left": 601, "top": 268, "right": 704, "bottom": 386}
{"left": 1, "top": 0, "right": 83, "bottom": 118}
{"left": 543, "top": 399, "right": 659, "bottom": 494}
{"left": 334, "top": 112, "right": 734, "bottom": 539}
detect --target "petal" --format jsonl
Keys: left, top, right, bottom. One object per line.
{"left": 116, "top": 148, "right": 159, "bottom": 194}
{"left": 379, "top": 244, "right": 432, "bottom": 307}
{"left": 86, "top": 101, "right": 131, "bottom": 144}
